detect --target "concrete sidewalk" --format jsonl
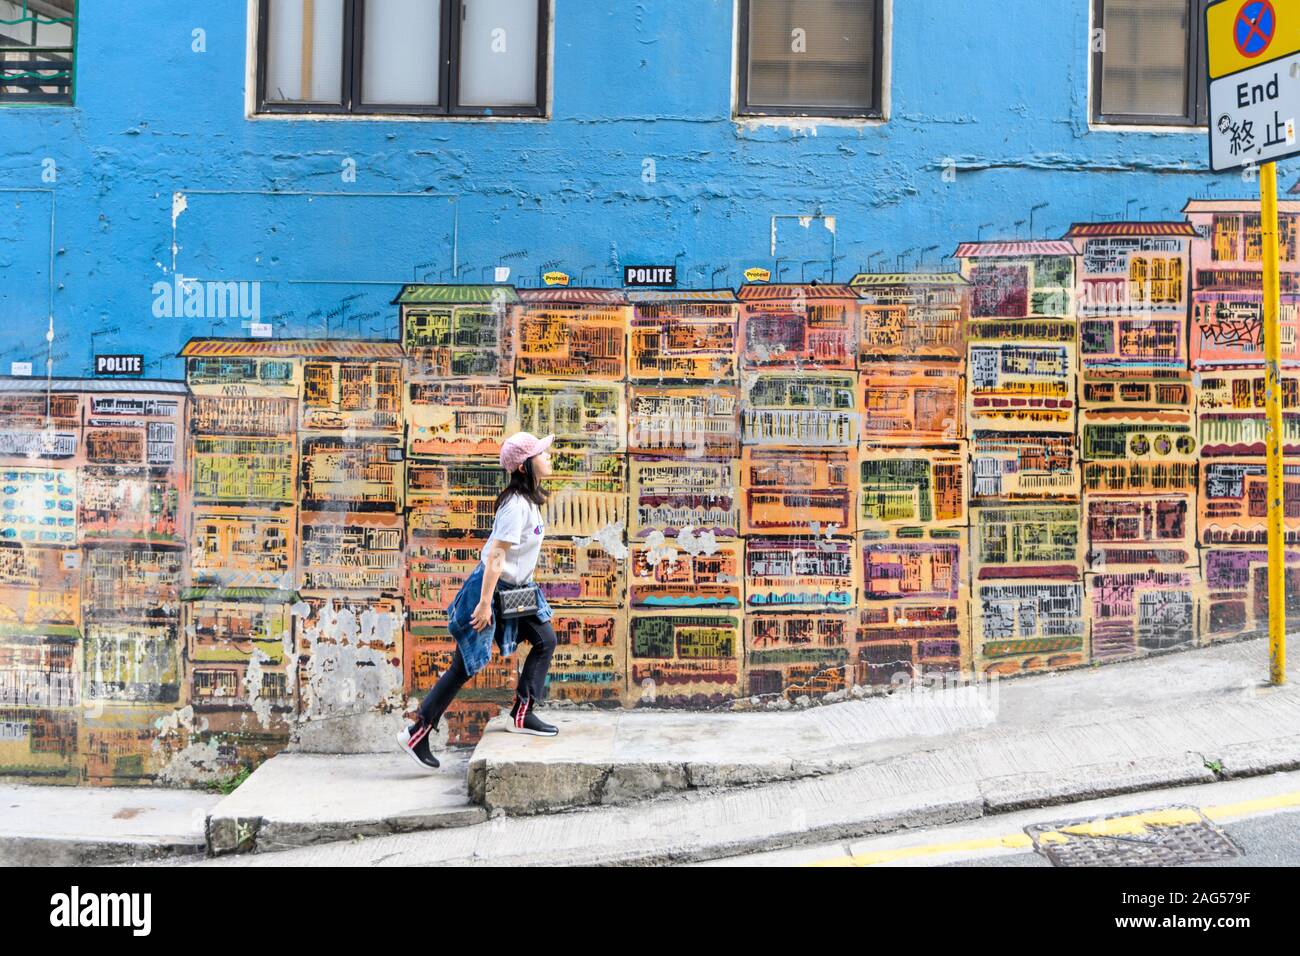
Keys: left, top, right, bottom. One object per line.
{"left": 11, "top": 635, "right": 1300, "bottom": 865}
{"left": 0, "top": 783, "right": 218, "bottom": 865}
{"left": 152, "top": 636, "right": 1300, "bottom": 865}
{"left": 465, "top": 635, "right": 1297, "bottom": 813}
{"left": 205, "top": 750, "right": 483, "bottom": 854}
{"left": 157, "top": 634, "right": 1300, "bottom": 868}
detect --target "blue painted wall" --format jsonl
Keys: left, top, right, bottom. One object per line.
{"left": 0, "top": 0, "right": 1280, "bottom": 379}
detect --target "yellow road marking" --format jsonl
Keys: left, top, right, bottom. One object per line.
{"left": 806, "top": 789, "right": 1300, "bottom": 867}
{"left": 1039, "top": 807, "right": 1202, "bottom": 841}
{"left": 809, "top": 833, "right": 1033, "bottom": 867}
{"left": 1204, "top": 789, "right": 1300, "bottom": 821}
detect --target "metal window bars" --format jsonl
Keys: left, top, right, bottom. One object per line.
{"left": 0, "top": 0, "right": 76, "bottom": 105}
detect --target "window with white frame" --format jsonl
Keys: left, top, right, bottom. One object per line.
{"left": 1091, "top": 0, "right": 1209, "bottom": 126}
{"left": 737, "top": 0, "right": 884, "bottom": 119}
{"left": 256, "top": 0, "right": 547, "bottom": 116}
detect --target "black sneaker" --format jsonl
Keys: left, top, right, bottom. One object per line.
{"left": 507, "top": 697, "right": 557, "bottom": 736}
{"left": 396, "top": 721, "right": 440, "bottom": 769}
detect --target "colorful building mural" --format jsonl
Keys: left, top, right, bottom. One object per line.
{"left": 0, "top": 378, "right": 188, "bottom": 783}
{"left": 6, "top": 198, "right": 1300, "bottom": 784}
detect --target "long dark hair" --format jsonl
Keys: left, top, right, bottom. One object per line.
{"left": 494, "top": 455, "right": 548, "bottom": 511}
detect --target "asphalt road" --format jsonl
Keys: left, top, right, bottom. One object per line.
{"left": 693, "top": 768, "right": 1300, "bottom": 867}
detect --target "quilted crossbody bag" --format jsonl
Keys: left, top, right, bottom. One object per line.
{"left": 495, "top": 581, "right": 540, "bottom": 620}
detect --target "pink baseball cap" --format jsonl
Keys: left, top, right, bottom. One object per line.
{"left": 500, "top": 431, "right": 554, "bottom": 473}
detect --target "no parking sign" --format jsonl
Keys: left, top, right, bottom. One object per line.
{"left": 1234, "top": 0, "right": 1276, "bottom": 57}
{"left": 1206, "top": 0, "right": 1300, "bottom": 170}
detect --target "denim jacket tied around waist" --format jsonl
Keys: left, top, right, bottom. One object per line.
{"left": 446, "top": 560, "right": 554, "bottom": 679}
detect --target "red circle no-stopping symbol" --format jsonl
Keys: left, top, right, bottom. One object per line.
{"left": 1235, "top": 0, "right": 1277, "bottom": 58}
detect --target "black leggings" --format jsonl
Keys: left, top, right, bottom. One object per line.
{"left": 417, "top": 614, "right": 557, "bottom": 728}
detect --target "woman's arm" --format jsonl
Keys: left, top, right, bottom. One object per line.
{"left": 470, "top": 538, "right": 512, "bottom": 632}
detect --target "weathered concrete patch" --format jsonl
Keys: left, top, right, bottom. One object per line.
{"left": 469, "top": 759, "right": 611, "bottom": 815}
{"left": 208, "top": 749, "right": 483, "bottom": 854}
{"left": 684, "top": 759, "right": 799, "bottom": 788}
{"left": 208, "top": 816, "right": 262, "bottom": 856}
{"left": 592, "top": 790, "right": 988, "bottom": 867}
{"left": 0, "top": 836, "right": 207, "bottom": 867}
{"left": 600, "top": 763, "right": 689, "bottom": 804}
{"left": 1214, "top": 735, "right": 1300, "bottom": 779}
{"left": 288, "top": 710, "right": 406, "bottom": 755}
{"left": 980, "top": 753, "right": 1217, "bottom": 813}
{"left": 253, "top": 806, "right": 487, "bottom": 851}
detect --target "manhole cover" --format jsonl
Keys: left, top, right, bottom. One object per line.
{"left": 1025, "top": 805, "right": 1243, "bottom": 867}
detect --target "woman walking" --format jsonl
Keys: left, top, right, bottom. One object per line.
{"left": 398, "top": 431, "right": 560, "bottom": 770}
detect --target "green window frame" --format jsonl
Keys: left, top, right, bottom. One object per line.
{"left": 0, "top": 0, "right": 76, "bottom": 106}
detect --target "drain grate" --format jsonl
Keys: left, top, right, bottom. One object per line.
{"left": 1025, "top": 805, "right": 1243, "bottom": 867}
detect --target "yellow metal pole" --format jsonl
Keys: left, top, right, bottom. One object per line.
{"left": 1261, "top": 161, "right": 1287, "bottom": 685}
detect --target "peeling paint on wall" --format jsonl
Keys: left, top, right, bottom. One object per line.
{"left": 677, "top": 526, "right": 720, "bottom": 557}
{"left": 297, "top": 600, "right": 404, "bottom": 722}
{"left": 575, "top": 522, "right": 630, "bottom": 561}
{"left": 155, "top": 738, "right": 225, "bottom": 787}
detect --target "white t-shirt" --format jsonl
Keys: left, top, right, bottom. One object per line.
{"left": 482, "top": 493, "right": 546, "bottom": 585}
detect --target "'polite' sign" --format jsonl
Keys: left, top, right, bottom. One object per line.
{"left": 623, "top": 265, "right": 676, "bottom": 287}
{"left": 95, "top": 354, "right": 144, "bottom": 376}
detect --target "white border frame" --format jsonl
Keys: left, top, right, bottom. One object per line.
{"left": 1085, "top": 0, "right": 1207, "bottom": 134}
